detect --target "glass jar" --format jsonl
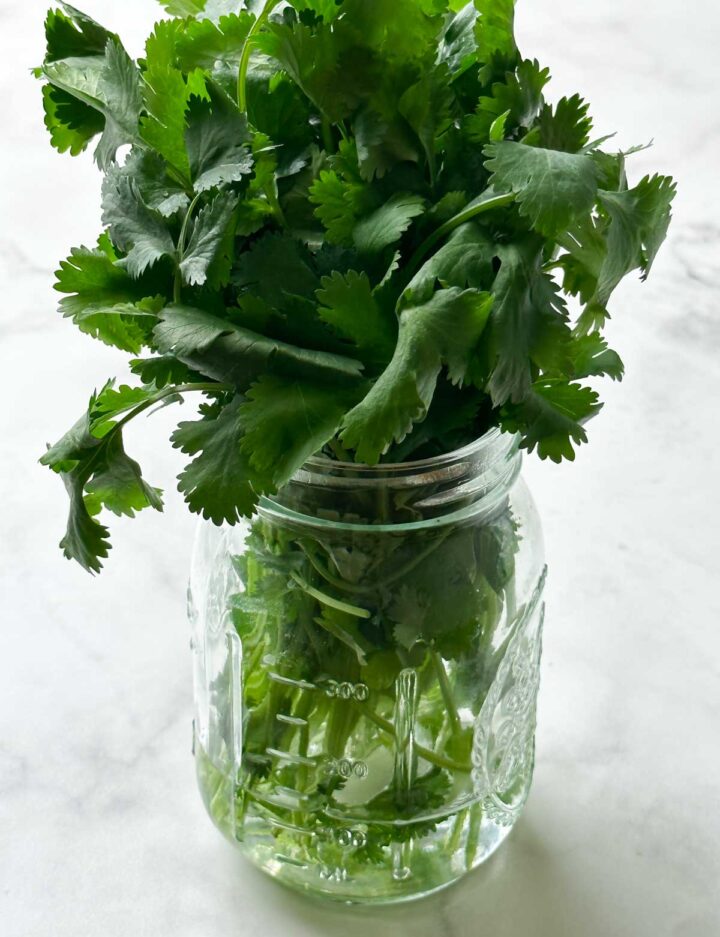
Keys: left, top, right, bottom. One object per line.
{"left": 189, "top": 429, "right": 546, "bottom": 904}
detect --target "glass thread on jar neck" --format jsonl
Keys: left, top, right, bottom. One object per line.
{"left": 259, "top": 430, "right": 522, "bottom": 533}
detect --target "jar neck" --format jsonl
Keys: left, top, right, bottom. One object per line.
{"left": 262, "top": 430, "right": 522, "bottom": 528}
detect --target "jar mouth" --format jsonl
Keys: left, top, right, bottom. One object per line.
{"left": 301, "top": 426, "right": 506, "bottom": 475}
{"left": 302, "top": 427, "right": 510, "bottom": 479}
{"left": 259, "top": 430, "right": 522, "bottom": 533}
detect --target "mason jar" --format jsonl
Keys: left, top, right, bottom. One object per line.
{"left": 188, "top": 429, "right": 546, "bottom": 903}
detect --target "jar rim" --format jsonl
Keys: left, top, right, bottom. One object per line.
{"left": 259, "top": 429, "right": 521, "bottom": 534}
{"left": 302, "top": 427, "right": 509, "bottom": 478}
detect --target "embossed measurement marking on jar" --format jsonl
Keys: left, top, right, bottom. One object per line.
{"left": 276, "top": 713, "right": 309, "bottom": 727}
{"left": 265, "top": 706, "right": 316, "bottom": 768}
{"left": 267, "top": 815, "right": 315, "bottom": 836}
{"left": 265, "top": 747, "right": 316, "bottom": 767}
{"left": 318, "top": 826, "right": 370, "bottom": 881}
{"left": 267, "top": 672, "right": 370, "bottom": 702}
{"left": 272, "top": 854, "right": 308, "bottom": 869}
{"left": 335, "top": 827, "right": 367, "bottom": 848}
{"left": 323, "top": 680, "right": 369, "bottom": 701}
{"left": 264, "top": 674, "right": 371, "bottom": 784}
{"left": 255, "top": 789, "right": 309, "bottom": 811}
{"left": 267, "top": 671, "right": 316, "bottom": 691}
{"left": 244, "top": 751, "right": 272, "bottom": 767}
{"left": 327, "top": 757, "right": 369, "bottom": 779}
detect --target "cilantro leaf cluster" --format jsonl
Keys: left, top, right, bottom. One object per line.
{"left": 37, "top": 0, "right": 675, "bottom": 571}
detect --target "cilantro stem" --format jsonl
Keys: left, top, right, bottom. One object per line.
{"left": 290, "top": 570, "right": 371, "bottom": 619}
{"left": 114, "top": 382, "right": 234, "bottom": 434}
{"left": 321, "top": 116, "right": 334, "bottom": 155}
{"left": 70, "top": 382, "right": 232, "bottom": 496}
{"left": 354, "top": 703, "right": 471, "bottom": 773}
{"left": 266, "top": 183, "right": 288, "bottom": 230}
{"left": 407, "top": 190, "right": 516, "bottom": 277}
{"left": 447, "top": 807, "right": 468, "bottom": 854}
{"left": 298, "top": 528, "right": 454, "bottom": 596}
{"left": 465, "top": 802, "right": 483, "bottom": 868}
{"left": 430, "top": 650, "right": 462, "bottom": 736}
{"left": 327, "top": 438, "right": 353, "bottom": 462}
{"left": 376, "top": 486, "right": 390, "bottom": 523}
{"left": 237, "top": 0, "right": 283, "bottom": 114}
{"left": 174, "top": 193, "right": 202, "bottom": 304}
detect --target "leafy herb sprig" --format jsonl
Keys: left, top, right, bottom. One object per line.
{"left": 37, "top": 0, "right": 675, "bottom": 571}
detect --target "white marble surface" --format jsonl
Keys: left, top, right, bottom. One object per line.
{"left": 1, "top": 1, "right": 719, "bottom": 934}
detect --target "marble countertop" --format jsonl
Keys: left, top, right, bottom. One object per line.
{"left": 1, "top": 1, "right": 719, "bottom": 934}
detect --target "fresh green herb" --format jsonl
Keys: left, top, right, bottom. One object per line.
{"left": 37, "top": 0, "right": 674, "bottom": 571}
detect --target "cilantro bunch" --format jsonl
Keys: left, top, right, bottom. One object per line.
{"left": 37, "top": 0, "right": 675, "bottom": 572}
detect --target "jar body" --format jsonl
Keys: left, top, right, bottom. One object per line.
{"left": 189, "top": 433, "right": 546, "bottom": 903}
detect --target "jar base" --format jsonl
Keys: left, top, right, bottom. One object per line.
{"left": 239, "top": 817, "right": 514, "bottom": 905}
{"left": 198, "top": 752, "right": 522, "bottom": 907}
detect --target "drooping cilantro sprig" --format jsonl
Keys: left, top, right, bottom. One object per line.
{"left": 37, "top": 0, "right": 675, "bottom": 571}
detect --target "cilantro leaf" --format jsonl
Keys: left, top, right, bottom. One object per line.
{"left": 140, "top": 22, "right": 209, "bottom": 183}
{"left": 233, "top": 132, "right": 279, "bottom": 235}
{"left": 239, "top": 375, "right": 361, "bottom": 486}
{"left": 500, "top": 378, "right": 602, "bottom": 462}
{"left": 41, "top": 83, "right": 105, "bottom": 156}
{"left": 246, "top": 74, "right": 315, "bottom": 174}
{"left": 539, "top": 94, "right": 593, "bottom": 153}
{"left": 129, "top": 355, "right": 203, "bottom": 388}
{"left": 112, "top": 149, "right": 190, "bottom": 218}
{"left": 309, "top": 170, "right": 368, "bottom": 246}
{"left": 556, "top": 173, "right": 676, "bottom": 332}
{"left": 483, "top": 140, "right": 600, "bottom": 236}
{"left": 293, "top": 0, "right": 342, "bottom": 21}
{"left": 54, "top": 235, "right": 166, "bottom": 352}
{"left": 565, "top": 332, "right": 624, "bottom": 382}
{"left": 353, "top": 108, "right": 421, "bottom": 181}
{"left": 438, "top": 3, "right": 479, "bottom": 75}
{"left": 402, "top": 222, "right": 495, "bottom": 307}
{"left": 256, "top": 20, "right": 350, "bottom": 123}
{"left": 154, "top": 305, "right": 365, "bottom": 386}
{"left": 387, "top": 378, "right": 485, "bottom": 462}
{"left": 233, "top": 233, "right": 319, "bottom": 308}
{"left": 174, "top": 13, "right": 255, "bottom": 73}
{"left": 352, "top": 193, "right": 426, "bottom": 255}
{"left": 399, "top": 64, "right": 455, "bottom": 180}
{"left": 84, "top": 432, "right": 163, "bottom": 519}
{"left": 156, "top": 0, "right": 208, "bottom": 15}
{"left": 595, "top": 174, "right": 676, "bottom": 303}
{"left": 467, "top": 58, "right": 549, "bottom": 143}
{"left": 339, "top": 0, "right": 445, "bottom": 67}
{"left": 40, "top": 381, "right": 164, "bottom": 572}
{"left": 172, "top": 396, "right": 264, "bottom": 524}
{"left": 180, "top": 193, "right": 238, "bottom": 286}
{"left": 69, "top": 298, "right": 161, "bottom": 354}
{"left": 316, "top": 270, "right": 396, "bottom": 368}
{"left": 474, "top": 0, "right": 518, "bottom": 78}
{"left": 185, "top": 91, "right": 253, "bottom": 193}
{"left": 60, "top": 474, "right": 112, "bottom": 573}
{"left": 554, "top": 213, "right": 606, "bottom": 306}
{"left": 44, "top": 4, "right": 117, "bottom": 62}
{"left": 101, "top": 169, "right": 177, "bottom": 277}
{"left": 41, "top": 37, "right": 142, "bottom": 168}
{"left": 341, "top": 288, "right": 493, "bottom": 463}
{"left": 485, "top": 239, "right": 571, "bottom": 406}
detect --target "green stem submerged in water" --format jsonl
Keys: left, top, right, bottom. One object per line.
{"left": 355, "top": 702, "right": 471, "bottom": 774}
